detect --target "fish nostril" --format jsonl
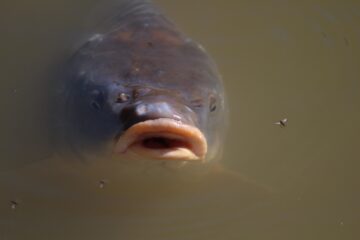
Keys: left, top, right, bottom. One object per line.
{"left": 191, "top": 99, "right": 204, "bottom": 108}
{"left": 116, "top": 93, "right": 130, "bottom": 103}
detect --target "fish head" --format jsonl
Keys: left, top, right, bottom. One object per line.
{"left": 58, "top": 9, "right": 227, "bottom": 164}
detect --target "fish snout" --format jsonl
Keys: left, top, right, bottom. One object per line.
{"left": 120, "top": 100, "right": 196, "bottom": 130}
{"left": 114, "top": 100, "right": 207, "bottom": 161}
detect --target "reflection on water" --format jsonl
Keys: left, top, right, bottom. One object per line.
{"left": 1, "top": 0, "right": 360, "bottom": 239}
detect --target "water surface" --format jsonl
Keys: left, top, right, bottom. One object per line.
{"left": 1, "top": 0, "right": 360, "bottom": 239}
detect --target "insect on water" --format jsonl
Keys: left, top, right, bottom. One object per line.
{"left": 10, "top": 200, "right": 19, "bottom": 210}
{"left": 98, "top": 179, "right": 110, "bottom": 189}
{"left": 274, "top": 118, "right": 288, "bottom": 128}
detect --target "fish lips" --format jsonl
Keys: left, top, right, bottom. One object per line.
{"left": 114, "top": 101, "right": 207, "bottom": 161}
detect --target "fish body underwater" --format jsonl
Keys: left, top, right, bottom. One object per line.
{"left": 0, "top": 2, "right": 274, "bottom": 239}
{"left": 56, "top": 0, "right": 227, "bottom": 165}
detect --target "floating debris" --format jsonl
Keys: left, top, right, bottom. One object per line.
{"left": 98, "top": 179, "right": 109, "bottom": 189}
{"left": 274, "top": 118, "right": 288, "bottom": 128}
{"left": 10, "top": 200, "right": 19, "bottom": 210}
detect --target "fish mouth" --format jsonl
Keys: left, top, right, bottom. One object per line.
{"left": 113, "top": 118, "right": 207, "bottom": 161}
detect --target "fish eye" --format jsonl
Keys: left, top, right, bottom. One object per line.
{"left": 209, "top": 96, "right": 217, "bottom": 112}
{"left": 90, "top": 89, "right": 105, "bottom": 110}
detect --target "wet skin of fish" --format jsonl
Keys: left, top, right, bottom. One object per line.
{"left": 56, "top": 0, "right": 226, "bottom": 163}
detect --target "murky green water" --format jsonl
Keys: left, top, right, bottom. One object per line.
{"left": 1, "top": 0, "right": 360, "bottom": 239}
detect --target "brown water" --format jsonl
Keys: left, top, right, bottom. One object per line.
{"left": 1, "top": 0, "right": 360, "bottom": 239}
